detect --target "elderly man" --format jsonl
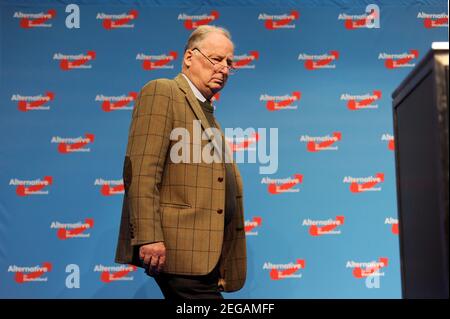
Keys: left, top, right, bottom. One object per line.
{"left": 115, "top": 25, "right": 246, "bottom": 299}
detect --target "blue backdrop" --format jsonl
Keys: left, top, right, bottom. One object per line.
{"left": 0, "top": 0, "right": 448, "bottom": 298}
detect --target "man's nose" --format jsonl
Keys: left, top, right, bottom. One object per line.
{"left": 218, "top": 64, "right": 230, "bottom": 76}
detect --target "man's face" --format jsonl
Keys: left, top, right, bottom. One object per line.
{"left": 184, "top": 32, "right": 234, "bottom": 99}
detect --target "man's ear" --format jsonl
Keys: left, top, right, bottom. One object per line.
{"left": 184, "top": 50, "right": 193, "bottom": 68}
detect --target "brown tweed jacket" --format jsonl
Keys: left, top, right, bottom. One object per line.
{"left": 115, "top": 73, "right": 246, "bottom": 292}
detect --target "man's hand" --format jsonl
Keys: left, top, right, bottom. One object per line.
{"left": 139, "top": 242, "right": 166, "bottom": 275}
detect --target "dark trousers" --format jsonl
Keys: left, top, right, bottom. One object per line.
{"left": 153, "top": 265, "right": 223, "bottom": 300}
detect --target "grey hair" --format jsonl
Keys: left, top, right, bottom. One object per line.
{"left": 184, "top": 25, "right": 232, "bottom": 52}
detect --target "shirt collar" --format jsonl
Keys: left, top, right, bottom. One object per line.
{"left": 181, "top": 73, "right": 207, "bottom": 103}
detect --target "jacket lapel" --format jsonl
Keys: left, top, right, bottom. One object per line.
{"left": 174, "top": 73, "right": 213, "bottom": 132}
{"left": 175, "top": 73, "right": 223, "bottom": 154}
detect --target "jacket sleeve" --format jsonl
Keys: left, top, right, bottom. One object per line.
{"left": 122, "top": 79, "right": 174, "bottom": 246}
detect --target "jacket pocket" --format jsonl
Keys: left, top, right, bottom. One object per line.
{"left": 160, "top": 202, "right": 192, "bottom": 209}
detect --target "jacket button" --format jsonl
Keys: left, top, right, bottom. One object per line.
{"left": 218, "top": 177, "right": 224, "bottom": 182}
{"left": 217, "top": 209, "right": 223, "bottom": 214}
